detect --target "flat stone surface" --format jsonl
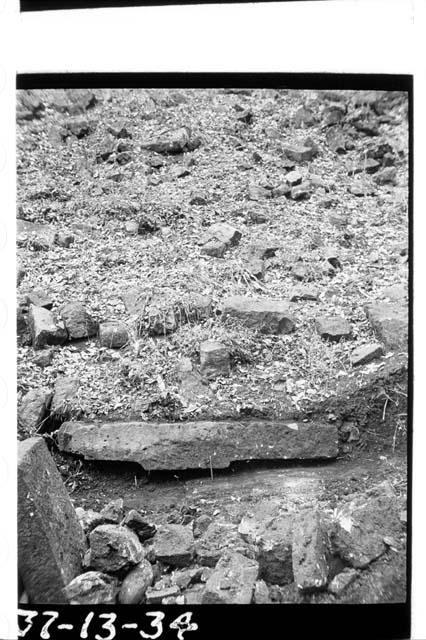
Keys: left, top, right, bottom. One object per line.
{"left": 222, "top": 296, "right": 296, "bottom": 334}
{"left": 292, "top": 510, "right": 328, "bottom": 592}
{"left": 315, "top": 316, "right": 352, "bottom": 342}
{"left": 86, "top": 524, "right": 144, "bottom": 573}
{"left": 153, "top": 524, "right": 195, "bottom": 567}
{"left": 351, "top": 343, "right": 384, "bottom": 367}
{"left": 202, "top": 551, "right": 259, "bottom": 604}
{"left": 364, "top": 302, "right": 408, "bottom": 351}
{"left": 18, "top": 437, "right": 86, "bottom": 603}
{"left": 57, "top": 419, "right": 338, "bottom": 470}
{"left": 64, "top": 571, "right": 118, "bottom": 605}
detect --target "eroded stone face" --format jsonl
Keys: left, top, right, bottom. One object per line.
{"left": 153, "top": 524, "right": 195, "bottom": 568}
{"left": 202, "top": 551, "right": 259, "bottom": 604}
{"left": 364, "top": 302, "right": 408, "bottom": 351}
{"left": 18, "top": 437, "right": 87, "bottom": 603}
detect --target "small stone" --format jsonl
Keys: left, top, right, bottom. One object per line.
{"left": 202, "top": 551, "right": 259, "bottom": 604}
{"left": 253, "top": 579, "right": 271, "bottom": 603}
{"left": 381, "top": 285, "right": 407, "bottom": 301}
{"left": 326, "top": 127, "right": 347, "bottom": 154}
{"left": 116, "top": 151, "right": 132, "bottom": 165}
{"left": 25, "top": 290, "right": 53, "bottom": 310}
{"left": 350, "top": 343, "right": 384, "bottom": 367}
{"left": 123, "top": 510, "right": 156, "bottom": 541}
{"left": 32, "top": 348, "right": 54, "bottom": 368}
{"left": 125, "top": 221, "right": 139, "bottom": 235}
{"left": 294, "top": 106, "right": 315, "bottom": 128}
{"left": 118, "top": 559, "right": 153, "bottom": 604}
{"left": 290, "top": 286, "right": 319, "bottom": 302}
{"left": 172, "top": 567, "right": 203, "bottom": 589}
{"left": 199, "top": 222, "right": 242, "bottom": 251}
{"left": 65, "top": 571, "right": 118, "bottom": 605}
{"left": 28, "top": 305, "right": 68, "bottom": 349}
{"left": 201, "top": 239, "right": 227, "bottom": 258}
{"left": 284, "top": 145, "right": 314, "bottom": 163}
{"left": 200, "top": 341, "right": 230, "bottom": 380}
{"left": 315, "top": 317, "right": 352, "bottom": 342}
{"left": 145, "top": 585, "right": 180, "bottom": 605}
{"left": 236, "top": 109, "right": 253, "bottom": 125}
{"left": 86, "top": 525, "right": 144, "bottom": 573}
{"left": 222, "top": 296, "right": 296, "bottom": 335}
{"left": 290, "top": 181, "right": 311, "bottom": 200}
{"left": 328, "top": 568, "right": 358, "bottom": 596}
{"left": 100, "top": 499, "right": 124, "bottom": 524}
{"left": 153, "top": 524, "right": 195, "bottom": 567}
{"left": 374, "top": 167, "right": 398, "bottom": 185}
{"left": 60, "top": 302, "right": 98, "bottom": 340}
{"left": 99, "top": 322, "right": 129, "bottom": 349}
{"left": 50, "top": 376, "right": 79, "bottom": 418}
{"left": 246, "top": 210, "right": 268, "bottom": 224}
{"left": 18, "top": 388, "right": 52, "bottom": 432}
{"left": 193, "top": 515, "right": 212, "bottom": 539}
{"left": 286, "top": 170, "right": 303, "bottom": 186}
{"left": 248, "top": 242, "right": 280, "bottom": 259}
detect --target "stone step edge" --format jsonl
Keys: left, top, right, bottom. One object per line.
{"left": 57, "top": 419, "right": 338, "bottom": 471}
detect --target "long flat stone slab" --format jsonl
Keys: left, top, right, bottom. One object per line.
{"left": 57, "top": 420, "right": 338, "bottom": 470}
{"left": 18, "top": 437, "right": 87, "bottom": 603}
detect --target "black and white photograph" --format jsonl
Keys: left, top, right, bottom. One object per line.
{"left": 15, "top": 81, "right": 410, "bottom": 615}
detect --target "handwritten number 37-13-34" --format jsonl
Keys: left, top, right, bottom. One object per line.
{"left": 18, "top": 610, "right": 198, "bottom": 640}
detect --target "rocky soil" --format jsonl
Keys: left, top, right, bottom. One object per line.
{"left": 16, "top": 87, "right": 409, "bottom": 605}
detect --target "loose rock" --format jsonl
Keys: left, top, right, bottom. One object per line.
{"left": 65, "top": 571, "right": 118, "bottom": 605}
{"left": 350, "top": 343, "right": 384, "bottom": 367}
{"left": 18, "top": 388, "right": 52, "bottom": 432}
{"left": 123, "top": 510, "right": 156, "bottom": 541}
{"left": 364, "top": 302, "right": 408, "bottom": 350}
{"left": 50, "top": 376, "right": 79, "bottom": 419}
{"left": 200, "top": 341, "right": 230, "bottom": 379}
{"left": 28, "top": 305, "right": 68, "bottom": 349}
{"left": 60, "top": 302, "right": 98, "bottom": 340}
{"left": 195, "top": 522, "right": 245, "bottom": 567}
{"left": 99, "top": 322, "right": 129, "bottom": 348}
{"left": 86, "top": 524, "right": 144, "bottom": 573}
{"left": 328, "top": 568, "right": 358, "bottom": 596}
{"left": 153, "top": 524, "right": 195, "bottom": 567}
{"left": 222, "top": 296, "right": 296, "bottom": 334}
{"left": 118, "top": 559, "right": 154, "bottom": 604}
{"left": 315, "top": 316, "right": 352, "bottom": 342}
{"left": 202, "top": 551, "right": 259, "bottom": 604}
